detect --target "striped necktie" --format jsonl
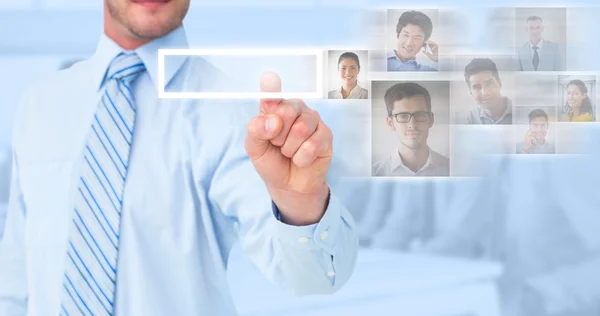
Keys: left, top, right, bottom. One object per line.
{"left": 61, "top": 52, "right": 145, "bottom": 316}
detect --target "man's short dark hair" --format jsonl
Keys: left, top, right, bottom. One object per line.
{"left": 384, "top": 82, "right": 431, "bottom": 116}
{"left": 464, "top": 58, "right": 501, "bottom": 87}
{"left": 526, "top": 15, "right": 543, "bottom": 23}
{"left": 396, "top": 11, "right": 433, "bottom": 41}
{"left": 337, "top": 52, "right": 360, "bottom": 69}
{"left": 528, "top": 109, "right": 548, "bottom": 122}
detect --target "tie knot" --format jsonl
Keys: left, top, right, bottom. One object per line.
{"left": 107, "top": 52, "right": 146, "bottom": 82}
{"left": 533, "top": 45, "right": 539, "bottom": 51}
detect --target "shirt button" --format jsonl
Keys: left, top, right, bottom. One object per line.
{"left": 327, "top": 271, "right": 335, "bottom": 277}
{"left": 320, "top": 231, "right": 329, "bottom": 241}
{"left": 298, "top": 237, "right": 309, "bottom": 244}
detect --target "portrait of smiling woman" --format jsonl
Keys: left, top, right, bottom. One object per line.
{"left": 560, "top": 79, "right": 595, "bottom": 122}
{"left": 328, "top": 51, "right": 369, "bottom": 99}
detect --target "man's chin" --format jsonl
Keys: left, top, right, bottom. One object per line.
{"left": 126, "top": 10, "right": 181, "bottom": 37}
{"left": 128, "top": 22, "right": 175, "bottom": 40}
{"left": 401, "top": 140, "right": 423, "bottom": 150}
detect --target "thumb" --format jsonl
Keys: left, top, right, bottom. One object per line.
{"left": 245, "top": 114, "right": 283, "bottom": 160}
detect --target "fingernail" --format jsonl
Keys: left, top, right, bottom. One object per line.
{"left": 265, "top": 116, "right": 276, "bottom": 133}
{"left": 249, "top": 117, "right": 260, "bottom": 134}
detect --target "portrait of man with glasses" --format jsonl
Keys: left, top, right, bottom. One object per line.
{"left": 372, "top": 82, "right": 449, "bottom": 176}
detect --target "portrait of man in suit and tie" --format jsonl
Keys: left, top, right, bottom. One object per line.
{"left": 516, "top": 15, "right": 566, "bottom": 71}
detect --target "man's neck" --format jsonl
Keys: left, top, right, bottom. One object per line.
{"left": 395, "top": 50, "right": 414, "bottom": 63}
{"left": 485, "top": 97, "right": 507, "bottom": 119}
{"left": 530, "top": 38, "right": 542, "bottom": 46}
{"left": 398, "top": 143, "right": 429, "bottom": 173}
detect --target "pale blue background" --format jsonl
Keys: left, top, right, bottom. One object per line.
{"left": 2, "top": 1, "right": 600, "bottom": 315}
{"left": 1, "top": 0, "right": 600, "bottom": 141}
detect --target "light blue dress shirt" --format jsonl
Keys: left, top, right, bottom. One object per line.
{"left": 0, "top": 26, "right": 358, "bottom": 315}
{"left": 386, "top": 51, "right": 437, "bottom": 72}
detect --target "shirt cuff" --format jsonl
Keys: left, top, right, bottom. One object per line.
{"left": 271, "top": 193, "right": 341, "bottom": 253}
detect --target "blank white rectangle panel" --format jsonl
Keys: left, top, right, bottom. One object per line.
{"left": 158, "top": 49, "right": 322, "bottom": 99}
{"left": 0, "top": 0, "right": 31, "bottom": 8}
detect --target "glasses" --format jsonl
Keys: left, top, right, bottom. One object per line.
{"left": 390, "top": 111, "right": 431, "bottom": 123}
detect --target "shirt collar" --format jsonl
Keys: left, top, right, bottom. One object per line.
{"left": 530, "top": 38, "right": 544, "bottom": 50}
{"left": 532, "top": 138, "right": 548, "bottom": 149}
{"left": 392, "top": 50, "right": 418, "bottom": 65}
{"left": 479, "top": 97, "right": 512, "bottom": 123}
{"left": 335, "top": 84, "right": 362, "bottom": 97}
{"left": 390, "top": 145, "right": 436, "bottom": 174}
{"left": 91, "top": 25, "right": 189, "bottom": 91}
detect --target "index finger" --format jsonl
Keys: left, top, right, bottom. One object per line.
{"left": 260, "top": 72, "right": 283, "bottom": 114}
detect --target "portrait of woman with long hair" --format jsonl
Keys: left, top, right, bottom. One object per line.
{"left": 563, "top": 79, "right": 594, "bottom": 122}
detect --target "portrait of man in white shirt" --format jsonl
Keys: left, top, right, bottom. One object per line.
{"left": 372, "top": 82, "right": 449, "bottom": 177}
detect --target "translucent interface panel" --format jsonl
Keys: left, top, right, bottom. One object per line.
{"left": 158, "top": 49, "right": 322, "bottom": 99}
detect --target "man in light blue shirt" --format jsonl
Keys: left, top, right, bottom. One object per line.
{"left": 387, "top": 10, "right": 438, "bottom": 72}
{"left": 0, "top": 0, "right": 358, "bottom": 315}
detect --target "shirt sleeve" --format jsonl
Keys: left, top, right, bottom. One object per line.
{"left": 386, "top": 58, "right": 395, "bottom": 72}
{"left": 0, "top": 150, "right": 28, "bottom": 316}
{"left": 207, "top": 117, "right": 359, "bottom": 296}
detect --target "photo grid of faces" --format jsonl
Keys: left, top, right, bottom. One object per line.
{"left": 325, "top": 7, "right": 598, "bottom": 178}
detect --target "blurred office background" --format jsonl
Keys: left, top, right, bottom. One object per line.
{"left": 2, "top": 1, "right": 600, "bottom": 315}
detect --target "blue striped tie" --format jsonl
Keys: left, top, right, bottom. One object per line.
{"left": 61, "top": 53, "right": 145, "bottom": 316}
